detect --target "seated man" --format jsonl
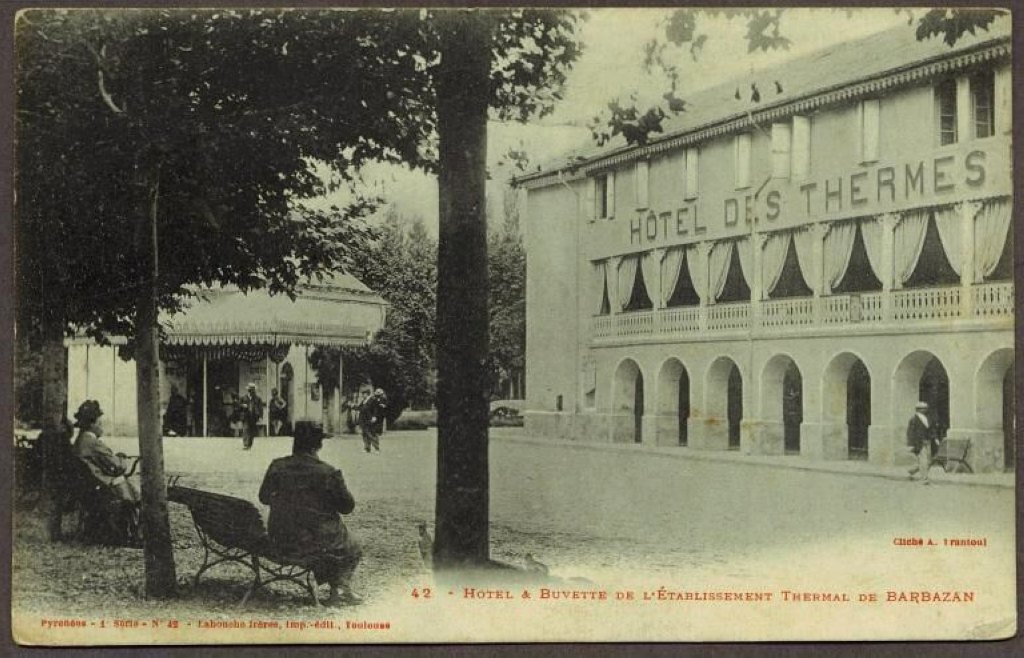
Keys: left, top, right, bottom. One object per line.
{"left": 258, "top": 421, "right": 362, "bottom": 605}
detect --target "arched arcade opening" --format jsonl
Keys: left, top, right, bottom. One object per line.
{"left": 657, "top": 358, "right": 691, "bottom": 446}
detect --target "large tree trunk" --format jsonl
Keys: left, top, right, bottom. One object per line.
{"left": 39, "top": 320, "right": 67, "bottom": 440}
{"left": 135, "top": 174, "right": 177, "bottom": 597}
{"left": 433, "top": 11, "right": 492, "bottom": 569}
{"left": 39, "top": 313, "right": 68, "bottom": 541}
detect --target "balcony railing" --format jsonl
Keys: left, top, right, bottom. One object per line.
{"left": 591, "top": 283, "right": 1012, "bottom": 341}
{"left": 973, "top": 281, "right": 1014, "bottom": 318}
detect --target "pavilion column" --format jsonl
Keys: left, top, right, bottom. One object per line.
{"left": 303, "top": 344, "right": 309, "bottom": 421}
{"left": 202, "top": 353, "right": 208, "bottom": 438}
{"left": 265, "top": 354, "right": 272, "bottom": 435}
{"left": 337, "top": 351, "right": 344, "bottom": 434}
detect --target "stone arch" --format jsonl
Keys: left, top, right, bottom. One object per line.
{"left": 706, "top": 356, "right": 743, "bottom": 449}
{"left": 759, "top": 353, "right": 803, "bottom": 454}
{"left": 657, "top": 357, "right": 691, "bottom": 445}
{"left": 891, "top": 350, "right": 948, "bottom": 431}
{"left": 821, "top": 351, "right": 872, "bottom": 459}
{"left": 974, "top": 348, "right": 1014, "bottom": 430}
{"left": 612, "top": 358, "right": 645, "bottom": 443}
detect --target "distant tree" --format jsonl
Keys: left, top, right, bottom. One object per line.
{"left": 487, "top": 188, "right": 526, "bottom": 400}
{"left": 337, "top": 207, "right": 437, "bottom": 410}
{"left": 591, "top": 8, "right": 1005, "bottom": 146}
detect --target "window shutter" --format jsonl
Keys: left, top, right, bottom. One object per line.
{"left": 685, "top": 148, "right": 699, "bottom": 199}
{"left": 606, "top": 171, "right": 615, "bottom": 219}
{"left": 792, "top": 116, "right": 811, "bottom": 180}
{"left": 994, "top": 65, "right": 1012, "bottom": 134}
{"left": 635, "top": 160, "right": 649, "bottom": 209}
{"left": 586, "top": 177, "right": 596, "bottom": 221}
{"left": 861, "top": 99, "right": 880, "bottom": 162}
{"left": 771, "top": 123, "right": 791, "bottom": 178}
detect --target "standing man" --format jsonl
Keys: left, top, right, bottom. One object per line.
{"left": 241, "top": 382, "right": 265, "bottom": 450}
{"left": 907, "top": 401, "right": 937, "bottom": 484}
{"left": 269, "top": 388, "right": 288, "bottom": 436}
{"left": 164, "top": 385, "right": 188, "bottom": 437}
{"left": 258, "top": 421, "right": 363, "bottom": 605}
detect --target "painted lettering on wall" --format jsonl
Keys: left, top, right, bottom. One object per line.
{"left": 626, "top": 150, "right": 988, "bottom": 245}
{"left": 629, "top": 202, "right": 704, "bottom": 245}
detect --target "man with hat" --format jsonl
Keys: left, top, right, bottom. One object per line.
{"left": 258, "top": 421, "right": 363, "bottom": 605}
{"left": 906, "top": 401, "right": 938, "bottom": 484}
{"left": 240, "top": 382, "right": 265, "bottom": 450}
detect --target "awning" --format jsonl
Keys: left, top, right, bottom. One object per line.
{"left": 160, "top": 282, "right": 386, "bottom": 348}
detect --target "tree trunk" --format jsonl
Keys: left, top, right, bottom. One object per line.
{"left": 433, "top": 11, "right": 492, "bottom": 569}
{"left": 39, "top": 312, "right": 67, "bottom": 541}
{"left": 39, "top": 320, "right": 67, "bottom": 440}
{"left": 135, "top": 174, "right": 177, "bottom": 597}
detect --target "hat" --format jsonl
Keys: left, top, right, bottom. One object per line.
{"left": 293, "top": 421, "right": 327, "bottom": 441}
{"left": 73, "top": 400, "right": 104, "bottom": 427}
{"left": 292, "top": 421, "right": 330, "bottom": 454}
{"left": 374, "top": 388, "right": 385, "bottom": 396}
{"left": 247, "top": 382, "right": 257, "bottom": 390}
{"left": 915, "top": 401, "right": 929, "bottom": 409}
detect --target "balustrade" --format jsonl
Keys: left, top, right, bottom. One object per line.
{"left": 591, "top": 283, "right": 1010, "bottom": 341}
{"left": 973, "top": 281, "right": 1014, "bottom": 318}
{"left": 761, "top": 298, "right": 815, "bottom": 329}
{"left": 892, "top": 287, "right": 961, "bottom": 322}
{"left": 659, "top": 307, "right": 701, "bottom": 334}
{"left": 706, "top": 303, "right": 749, "bottom": 332}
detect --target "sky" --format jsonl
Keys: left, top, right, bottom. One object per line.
{"left": 307, "top": 8, "right": 918, "bottom": 233}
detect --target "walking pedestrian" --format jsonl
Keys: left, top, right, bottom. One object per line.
{"left": 359, "top": 388, "right": 387, "bottom": 453}
{"left": 906, "top": 401, "right": 938, "bottom": 484}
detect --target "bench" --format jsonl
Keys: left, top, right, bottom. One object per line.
{"left": 930, "top": 438, "right": 973, "bottom": 474}
{"left": 166, "top": 485, "right": 321, "bottom": 605}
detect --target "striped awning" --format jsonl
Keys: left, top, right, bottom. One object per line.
{"left": 160, "top": 284, "right": 385, "bottom": 347}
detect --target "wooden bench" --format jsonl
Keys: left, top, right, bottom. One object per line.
{"left": 930, "top": 438, "right": 973, "bottom": 474}
{"left": 167, "top": 485, "right": 321, "bottom": 605}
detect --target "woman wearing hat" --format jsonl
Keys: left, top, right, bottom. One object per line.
{"left": 72, "top": 400, "right": 140, "bottom": 545}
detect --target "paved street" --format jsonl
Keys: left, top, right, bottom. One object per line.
{"left": 102, "top": 429, "right": 1014, "bottom": 588}
{"left": 15, "top": 429, "right": 1012, "bottom": 641}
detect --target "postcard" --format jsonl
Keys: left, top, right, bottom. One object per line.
{"left": 11, "top": 5, "right": 1016, "bottom": 645}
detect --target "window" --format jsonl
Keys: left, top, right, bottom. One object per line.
{"left": 936, "top": 79, "right": 958, "bottom": 145}
{"left": 792, "top": 116, "right": 811, "bottom": 180}
{"left": 684, "top": 148, "right": 699, "bottom": 199}
{"left": 971, "top": 70, "right": 995, "bottom": 139}
{"left": 635, "top": 160, "right": 649, "bottom": 209}
{"left": 733, "top": 133, "right": 751, "bottom": 188}
{"left": 858, "top": 99, "right": 880, "bottom": 162}
{"left": 590, "top": 172, "right": 615, "bottom": 220}
{"left": 771, "top": 123, "right": 791, "bottom": 178}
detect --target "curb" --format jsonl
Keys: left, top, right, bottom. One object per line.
{"left": 491, "top": 431, "right": 1016, "bottom": 490}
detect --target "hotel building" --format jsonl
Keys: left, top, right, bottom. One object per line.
{"left": 518, "top": 22, "right": 1014, "bottom": 472}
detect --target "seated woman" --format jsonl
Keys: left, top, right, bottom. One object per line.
{"left": 72, "top": 400, "right": 141, "bottom": 547}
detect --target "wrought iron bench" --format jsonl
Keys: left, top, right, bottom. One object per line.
{"left": 167, "top": 485, "right": 321, "bottom": 605}
{"left": 930, "top": 438, "right": 973, "bottom": 474}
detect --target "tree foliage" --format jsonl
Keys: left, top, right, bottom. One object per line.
{"left": 17, "top": 7, "right": 584, "bottom": 574}
{"left": 312, "top": 207, "right": 439, "bottom": 415}
{"left": 590, "top": 8, "right": 1005, "bottom": 147}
